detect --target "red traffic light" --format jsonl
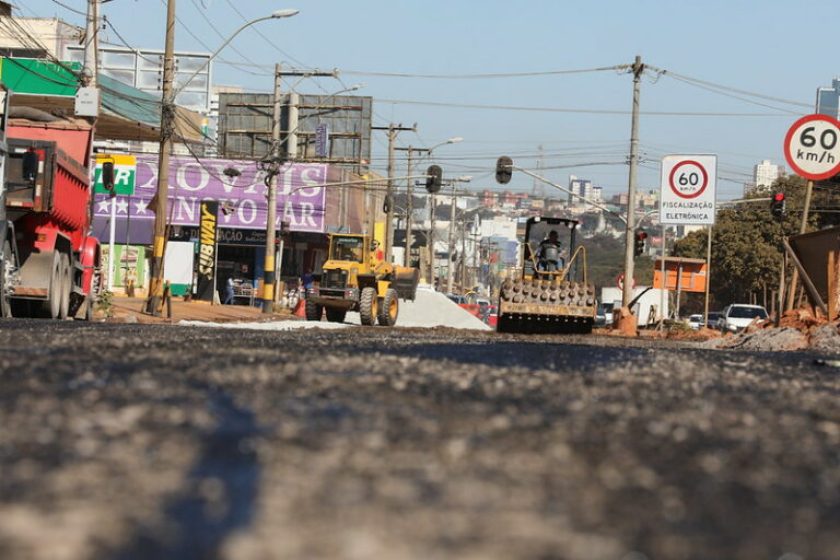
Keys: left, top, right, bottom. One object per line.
{"left": 635, "top": 231, "right": 648, "bottom": 240}
{"left": 773, "top": 192, "right": 785, "bottom": 202}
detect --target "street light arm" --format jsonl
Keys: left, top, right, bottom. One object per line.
{"left": 512, "top": 165, "right": 627, "bottom": 224}
{"left": 173, "top": 11, "right": 299, "bottom": 98}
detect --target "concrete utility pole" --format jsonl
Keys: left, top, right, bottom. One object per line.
{"left": 261, "top": 63, "right": 282, "bottom": 313}
{"left": 261, "top": 67, "right": 335, "bottom": 312}
{"left": 447, "top": 183, "right": 457, "bottom": 294}
{"left": 146, "top": 0, "right": 176, "bottom": 315}
{"left": 621, "top": 55, "right": 644, "bottom": 309}
{"left": 404, "top": 147, "right": 414, "bottom": 266}
{"left": 429, "top": 190, "right": 436, "bottom": 287}
{"left": 373, "top": 123, "right": 415, "bottom": 262}
{"left": 83, "top": 0, "right": 99, "bottom": 88}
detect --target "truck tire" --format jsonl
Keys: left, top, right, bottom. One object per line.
{"left": 305, "top": 299, "right": 323, "bottom": 321}
{"left": 84, "top": 268, "right": 101, "bottom": 321}
{"left": 0, "top": 241, "right": 11, "bottom": 318}
{"left": 377, "top": 288, "right": 399, "bottom": 327}
{"left": 42, "top": 252, "right": 62, "bottom": 319}
{"left": 58, "top": 253, "right": 71, "bottom": 320}
{"left": 359, "top": 287, "right": 377, "bottom": 326}
{"left": 325, "top": 308, "right": 346, "bottom": 323}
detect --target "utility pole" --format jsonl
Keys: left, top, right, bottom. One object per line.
{"left": 261, "top": 63, "right": 282, "bottom": 313}
{"left": 83, "top": 0, "right": 99, "bottom": 88}
{"left": 259, "top": 67, "right": 335, "bottom": 312}
{"left": 373, "top": 123, "right": 415, "bottom": 262}
{"left": 621, "top": 55, "right": 644, "bottom": 309}
{"left": 447, "top": 183, "right": 457, "bottom": 294}
{"left": 146, "top": 0, "right": 176, "bottom": 315}
{"left": 404, "top": 147, "right": 414, "bottom": 266}
{"left": 429, "top": 191, "right": 436, "bottom": 287}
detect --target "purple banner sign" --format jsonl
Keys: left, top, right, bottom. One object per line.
{"left": 93, "top": 155, "right": 327, "bottom": 234}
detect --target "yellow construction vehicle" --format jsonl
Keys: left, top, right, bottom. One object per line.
{"left": 497, "top": 216, "right": 596, "bottom": 334}
{"left": 305, "top": 233, "right": 419, "bottom": 326}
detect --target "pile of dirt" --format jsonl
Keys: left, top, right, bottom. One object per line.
{"left": 707, "top": 308, "right": 840, "bottom": 352}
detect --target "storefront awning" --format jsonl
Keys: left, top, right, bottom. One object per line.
{"left": 1, "top": 57, "right": 204, "bottom": 143}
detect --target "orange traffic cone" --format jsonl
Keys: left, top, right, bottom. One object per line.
{"left": 294, "top": 299, "right": 306, "bottom": 318}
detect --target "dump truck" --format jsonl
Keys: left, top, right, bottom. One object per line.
{"left": 496, "top": 216, "right": 596, "bottom": 334}
{"left": 305, "top": 233, "right": 419, "bottom": 326}
{"left": 0, "top": 88, "right": 101, "bottom": 319}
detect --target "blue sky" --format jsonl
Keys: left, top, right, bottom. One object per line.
{"left": 17, "top": 0, "right": 840, "bottom": 199}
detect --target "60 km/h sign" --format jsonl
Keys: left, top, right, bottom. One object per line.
{"left": 660, "top": 155, "right": 717, "bottom": 226}
{"left": 784, "top": 114, "right": 840, "bottom": 181}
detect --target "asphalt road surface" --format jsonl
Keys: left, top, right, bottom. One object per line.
{"left": 1, "top": 320, "right": 839, "bottom": 560}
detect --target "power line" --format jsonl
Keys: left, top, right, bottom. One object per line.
{"left": 376, "top": 98, "right": 792, "bottom": 117}
{"left": 48, "top": 0, "right": 87, "bottom": 17}
{"left": 340, "top": 65, "right": 629, "bottom": 79}
{"left": 650, "top": 65, "right": 811, "bottom": 109}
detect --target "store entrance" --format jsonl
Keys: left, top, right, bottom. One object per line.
{"left": 217, "top": 244, "right": 261, "bottom": 305}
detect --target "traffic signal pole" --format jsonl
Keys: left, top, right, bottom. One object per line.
{"left": 786, "top": 179, "right": 814, "bottom": 311}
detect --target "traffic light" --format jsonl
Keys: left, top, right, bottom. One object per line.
{"left": 770, "top": 192, "right": 786, "bottom": 220}
{"left": 495, "top": 156, "right": 513, "bottom": 184}
{"left": 425, "top": 164, "right": 442, "bottom": 194}
{"left": 634, "top": 229, "right": 648, "bottom": 257}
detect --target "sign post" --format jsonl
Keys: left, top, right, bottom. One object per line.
{"left": 660, "top": 155, "right": 717, "bottom": 324}
{"left": 196, "top": 200, "right": 219, "bottom": 302}
{"left": 783, "top": 114, "right": 840, "bottom": 311}
{"left": 783, "top": 114, "right": 840, "bottom": 181}
{"left": 94, "top": 154, "right": 136, "bottom": 292}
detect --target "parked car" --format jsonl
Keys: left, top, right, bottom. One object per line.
{"left": 446, "top": 293, "right": 467, "bottom": 304}
{"left": 688, "top": 314, "right": 704, "bottom": 330}
{"left": 706, "top": 311, "right": 723, "bottom": 329}
{"left": 718, "top": 304, "right": 769, "bottom": 333}
{"left": 595, "top": 302, "right": 615, "bottom": 327}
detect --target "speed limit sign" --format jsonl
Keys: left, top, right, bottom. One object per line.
{"left": 660, "top": 155, "right": 717, "bottom": 226}
{"left": 784, "top": 114, "right": 840, "bottom": 181}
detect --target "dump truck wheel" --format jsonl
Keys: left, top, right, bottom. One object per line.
{"left": 41, "top": 251, "right": 62, "bottom": 319}
{"left": 0, "top": 241, "right": 12, "bottom": 318}
{"left": 359, "top": 287, "right": 377, "bottom": 326}
{"left": 325, "top": 308, "right": 346, "bottom": 323}
{"left": 305, "top": 299, "right": 323, "bottom": 321}
{"left": 377, "top": 288, "right": 399, "bottom": 326}
{"left": 58, "top": 253, "right": 71, "bottom": 320}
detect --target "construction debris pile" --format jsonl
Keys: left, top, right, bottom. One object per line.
{"left": 706, "top": 308, "right": 840, "bottom": 352}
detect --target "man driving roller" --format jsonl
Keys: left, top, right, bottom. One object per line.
{"left": 538, "top": 230, "right": 564, "bottom": 271}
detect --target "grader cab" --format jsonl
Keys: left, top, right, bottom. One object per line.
{"left": 497, "top": 216, "right": 596, "bottom": 334}
{"left": 305, "top": 234, "right": 418, "bottom": 326}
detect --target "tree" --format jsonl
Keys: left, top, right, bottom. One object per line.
{"left": 674, "top": 175, "right": 809, "bottom": 308}
{"left": 585, "top": 233, "right": 653, "bottom": 290}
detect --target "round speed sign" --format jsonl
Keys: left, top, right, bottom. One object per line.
{"left": 784, "top": 114, "right": 840, "bottom": 181}
{"left": 668, "top": 160, "right": 709, "bottom": 199}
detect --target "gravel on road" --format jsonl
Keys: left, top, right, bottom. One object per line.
{"left": 1, "top": 320, "right": 839, "bottom": 560}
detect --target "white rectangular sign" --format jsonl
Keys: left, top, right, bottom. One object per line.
{"left": 659, "top": 154, "right": 717, "bottom": 226}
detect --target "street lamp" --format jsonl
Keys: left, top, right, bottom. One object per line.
{"left": 173, "top": 9, "right": 300, "bottom": 98}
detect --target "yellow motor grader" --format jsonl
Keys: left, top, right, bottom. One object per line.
{"left": 305, "top": 233, "right": 419, "bottom": 326}
{"left": 497, "top": 216, "right": 596, "bottom": 334}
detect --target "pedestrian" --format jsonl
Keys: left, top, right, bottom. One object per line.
{"left": 301, "top": 270, "right": 314, "bottom": 291}
{"left": 223, "top": 276, "right": 235, "bottom": 305}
